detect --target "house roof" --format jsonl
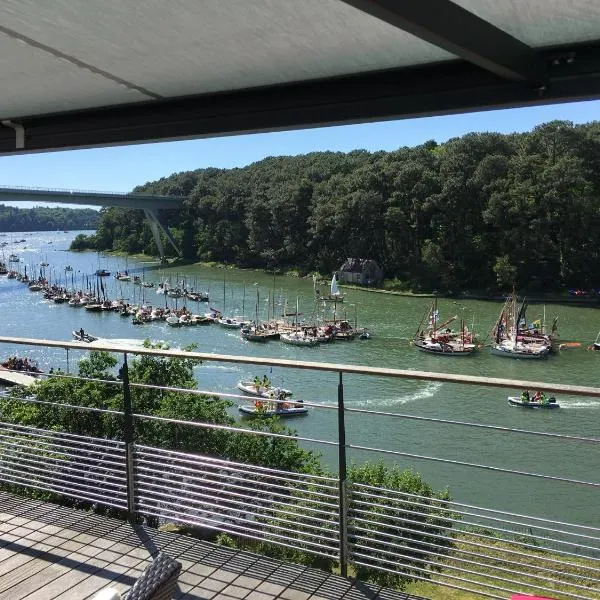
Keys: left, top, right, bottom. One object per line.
{"left": 1, "top": 0, "right": 599, "bottom": 155}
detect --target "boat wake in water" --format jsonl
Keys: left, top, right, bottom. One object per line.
{"left": 88, "top": 338, "right": 169, "bottom": 349}
{"left": 559, "top": 399, "right": 600, "bottom": 409}
{"left": 348, "top": 381, "right": 443, "bottom": 408}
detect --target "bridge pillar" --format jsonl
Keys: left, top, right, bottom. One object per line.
{"left": 144, "top": 209, "right": 182, "bottom": 262}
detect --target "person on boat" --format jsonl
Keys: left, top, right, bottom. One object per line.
{"left": 79, "top": 327, "right": 85, "bottom": 338}
{"left": 533, "top": 391, "right": 542, "bottom": 403}
{"left": 521, "top": 390, "right": 530, "bottom": 402}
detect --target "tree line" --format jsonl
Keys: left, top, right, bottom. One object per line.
{"left": 72, "top": 120, "right": 600, "bottom": 293}
{"left": 0, "top": 204, "right": 99, "bottom": 232}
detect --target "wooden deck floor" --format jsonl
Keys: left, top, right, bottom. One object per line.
{"left": 0, "top": 491, "right": 427, "bottom": 600}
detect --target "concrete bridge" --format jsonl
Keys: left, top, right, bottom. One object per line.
{"left": 0, "top": 185, "right": 187, "bottom": 260}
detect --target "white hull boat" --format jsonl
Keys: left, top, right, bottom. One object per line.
{"left": 280, "top": 332, "right": 319, "bottom": 346}
{"left": 237, "top": 380, "right": 293, "bottom": 398}
{"left": 238, "top": 402, "right": 308, "bottom": 417}
{"left": 490, "top": 340, "right": 550, "bottom": 359}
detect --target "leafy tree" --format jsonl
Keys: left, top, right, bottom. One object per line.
{"left": 0, "top": 204, "right": 99, "bottom": 232}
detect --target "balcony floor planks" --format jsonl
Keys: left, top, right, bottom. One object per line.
{"left": 0, "top": 491, "right": 427, "bottom": 600}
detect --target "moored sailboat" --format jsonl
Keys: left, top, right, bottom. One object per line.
{"left": 413, "top": 298, "right": 476, "bottom": 356}
{"left": 490, "top": 294, "right": 551, "bottom": 359}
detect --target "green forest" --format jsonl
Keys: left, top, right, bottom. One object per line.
{"left": 0, "top": 204, "right": 99, "bottom": 232}
{"left": 73, "top": 120, "right": 600, "bottom": 293}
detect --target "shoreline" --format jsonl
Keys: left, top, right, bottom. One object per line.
{"left": 76, "top": 249, "right": 600, "bottom": 307}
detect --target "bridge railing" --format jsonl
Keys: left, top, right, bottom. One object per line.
{"left": 0, "top": 335, "right": 599, "bottom": 600}
{"left": 0, "top": 184, "right": 185, "bottom": 199}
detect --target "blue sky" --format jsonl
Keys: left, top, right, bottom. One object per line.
{"left": 1, "top": 99, "right": 598, "bottom": 209}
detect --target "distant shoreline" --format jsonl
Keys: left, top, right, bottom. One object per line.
{"left": 76, "top": 249, "right": 600, "bottom": 307}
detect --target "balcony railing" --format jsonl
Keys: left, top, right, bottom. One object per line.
{"left": 0, "top": 335, "right": 599, "bottom": 600}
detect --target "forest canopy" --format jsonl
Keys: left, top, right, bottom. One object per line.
{"left": 0, "top": 204, "right": 99, "bottom": 232}
{"left": 73, "top": 120, "right": 600, "bottom": 293}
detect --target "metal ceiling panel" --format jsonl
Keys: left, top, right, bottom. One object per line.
{"left": 0, "top": 31, "right": 146, "bottom": 120}
{"left": 452, "top": 0, "right": 600, "bottom": 47}
{"left": 0, "top": 0, "right": 455, "bottom": 102}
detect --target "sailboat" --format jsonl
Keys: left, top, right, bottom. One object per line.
{"left": 413, "top": 298, "right": 476, "bottom": 356}
{"left": 316, "top": 273, "right": 345, "bottom": 303}
{"left": 280, "top": 298, "right": 319, "bottom": 346}
{"left": 489, "top": 294, "right": 551, "bottom": 359}
{"left": 215, "top": 276, "right": 247, "bottom": 328}
{"left": 241, "top": 289, "right": 273, "bottom": 342}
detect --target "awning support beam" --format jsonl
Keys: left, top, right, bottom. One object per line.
{"left": 1, "top": 42, "right": 600, "bottom": 155}
{"left": 340, "top": 0, "right": 547, "bottom": 84}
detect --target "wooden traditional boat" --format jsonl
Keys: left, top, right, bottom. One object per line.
{"left": 241, "top": 327, "right": 270, "bottom": 342}
{"left": 413, "top": 298, "right": 476, "bottom": 356}
{"left": 413, "top": 337, "right": 476, "bottom": 356}
{"left": 490, "top": 294, "right": 551, "bottom": 359}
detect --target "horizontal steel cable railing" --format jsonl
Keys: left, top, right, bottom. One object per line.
{"left": 0, "top": 335, "right": 598, "bottom": 600}
{"left": 0, "top": 422, "right": 127, "bottom": 508}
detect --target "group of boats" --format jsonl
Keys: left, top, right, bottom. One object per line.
{"left": 236, "top": 376, "right": 308, "bottom": 417}
{"left": 413, "top": 294, "right": 558, "bottom": 359}
{"left": 4, "top": 263, "right": 369, "bottom": 348}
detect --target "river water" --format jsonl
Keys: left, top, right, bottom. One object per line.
{"left": 1, "top": 231, "right": 599, "bottom": 527}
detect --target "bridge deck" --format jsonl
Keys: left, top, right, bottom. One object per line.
{"left": 0, "top": 492, "right": 426, "bottom": 600}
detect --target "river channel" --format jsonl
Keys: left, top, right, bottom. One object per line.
{"left": 1, "top": 230, "right": 599, "bottom": 527}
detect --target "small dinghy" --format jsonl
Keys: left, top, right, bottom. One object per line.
{"left": 72, "top": 330, "right": 98, "bottom": 343}
{"left": 508, "top": 394, "right": 560, "bottom": 409}
{"left": 238, "top": 399, "right": 308, "bottom": 417}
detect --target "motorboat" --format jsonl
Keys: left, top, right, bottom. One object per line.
{"left": 166, "top": 315, "right": 183, "bottom": 327}
{"left": 237, "top": 380, "right": 293, "bottom": 398}
{"left": 216, "top": 317, "right": 244, "bottom": 328}
{"left": 508, "top": 395, "right": 560, "bottom": 409}
{"left": 95, "top": 269, "right": 110, "bottom": 277}
{"left": 72, "top": 330, "right": 98, "bottom": 343}
{"left": 238, "top": 401, "right": 308, "bottom": 417}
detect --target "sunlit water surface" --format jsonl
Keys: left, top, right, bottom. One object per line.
{"left": 1, "top": 231, "right": 599, "bottom": 526}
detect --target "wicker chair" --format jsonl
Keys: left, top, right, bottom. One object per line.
{"left": 93, "top": 552, "right": 182, "bottom": 600}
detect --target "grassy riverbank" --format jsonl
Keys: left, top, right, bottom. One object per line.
{"left": 404, "top": 532, "right": 598, "bottom": 600}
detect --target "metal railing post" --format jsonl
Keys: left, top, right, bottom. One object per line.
{"left": 121, "top": 352, "right": 136, "bottom": 520}
{"left": 338, "top": 371, "right": 348, "bottom": 577}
